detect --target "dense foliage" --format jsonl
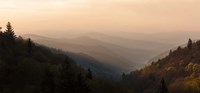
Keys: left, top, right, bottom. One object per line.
{"left": 0, "top": 22, "right": 134, "bottom": 93}
{"left": 123, "top": 38, "right": 200, "bottom": 93}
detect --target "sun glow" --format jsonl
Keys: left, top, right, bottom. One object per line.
{"left": 52, "top": 1, "right": 64, "bottom": 6}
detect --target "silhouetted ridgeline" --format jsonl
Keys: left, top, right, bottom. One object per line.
{"left": 122, "top": 38, "right": 200, "bottom": 93}
{"left": 0, "top": 22, "right": 134, "bottom": 93}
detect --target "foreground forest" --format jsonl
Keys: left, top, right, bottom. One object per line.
{"left": 123, "top": 38, "right": 200, "bottom": 93}
{"left": 0, "top": 22, "right": 134, "bottom": 93}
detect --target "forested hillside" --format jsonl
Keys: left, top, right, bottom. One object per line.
{"left": 123, "top": 38, "right": 200, "bottom": 93}
{"left": 0, "top": 22, "right": 134, "bottom": 93}
{"left": 2, "top": 22, "right": 200, "bottom": 93}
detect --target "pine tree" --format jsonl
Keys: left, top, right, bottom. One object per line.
{"left": 157, "top": 78, "right": 169, "bottom": 93}
{"left": 122, "top": 72, "right": 126, "bottom": 81}
{"left": 177, "top": 46, "right": 181, "bottom": 51}
{"left": 4, "top": 22, "right": 16, "bottom": 43}
{"left": 169, "top": 50, "right": 172, "bottom": 56}
{"left": 0, "top": 28, "right": 3, "bottom": 48}
{"left": 27, "top": 38, "right": 34, "bottom": 55}
{"left": 86, "top": 68, "right": 93, "bottom": 80}
{"left": 57, "top": 56, "right": 76, "bottom": 93}
{"left": 0, "top": 27, "right": 2, "bottom": 36}
{"left": 187, "top": 38, "right": 192, "bottom": 50}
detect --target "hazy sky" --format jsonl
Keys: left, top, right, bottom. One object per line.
{"left": 0, "top": 0, "right": 200, "bottom": 35}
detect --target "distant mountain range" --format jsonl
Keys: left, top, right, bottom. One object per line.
{"left": 22, "top": 31, "right": 200, "bottom": 73}
{"left": 100, "top": 31, "right": 200, "bottom": 44}
{"left": 23, "top": 33, "right": 175, "bottom": 72}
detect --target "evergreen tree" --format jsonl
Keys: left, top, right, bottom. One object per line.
{"left": 4, "top": 22, "right": 16, "bottom": 43}
{"left": 169, "top": 50, "right": 172, "bottom": 56}
{"left": 122, "top": 72, "right": 126, "bottom": 81}
{"left": 86, "top": 68, "right": 93, "bottom": 80}
{"left": 0, "top": 33, "right": 6, "bottom": 50}
{"left": 57, "top": 56, "right": 76, "bottom": 93}
{"left": 157, "top": 78, "right": 169, "bottom": 93}
{"left": 27, "top": 38, "right": 34, "bottom": 55}
{"left": 177, "top": 46, "right": 181, "bottom": 51}
{"left": 187, "top": 38, "right": 192, "bottom": 50}
{"left": 0, "top": 27, "right": 2, "bottom": 37}
{"left": 0, "top": 28, "right": 3, "bottom": 48}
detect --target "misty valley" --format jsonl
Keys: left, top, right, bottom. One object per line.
{"left": 0, "top": 22, "right": 200, "bottom": 93}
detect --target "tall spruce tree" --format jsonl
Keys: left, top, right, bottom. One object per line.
{"left": 0, "top": 27, "right": 2, "bottom": 35}
{"left": 27, "top": 38, "right": 34, "bottom": 55}
{"left": 122, "top": 72, "right": 126, "bottom": 81}
{"left": 0, "top": 27, "right": 3, "bottom": 48}
{"left": 187, "top": 38, "right": 192, "bottom": 50}
{"left": 4, "top": 22, "right": 16, "bottom": 43}
{"left": 57, "top": 56, "right": 76, "bottom": 93}
{"left": 157, "top": 78, "right": 169, "bottom": 93}
{"left": 169, "top": 50, "right": 172, "bottom": 56}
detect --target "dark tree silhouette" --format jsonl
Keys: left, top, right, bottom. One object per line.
{"left": 187, "top": 38, "right": 192, "bottom": 50}
{"left": 0, "top": 30, "right": 4, "bottom": 48}
{"left": 122, "top": 72, "right": 126, "bottom": 81}
{"left": 0, "top": 27, "right": 2, "bottom": 36}
{"left": 27, "top": 38, "right": 34, "bottom": 55}
{"left": 57, "top": 56, "right": 76, "bottom": 93}
{"left": 4, "top": 22, "right": 16, "bottom": 43}
{"left": 58, "top": 57, "right": 91, "bottom": 93}
{"left": 169, "top": 50, "right": 172, "bottom": 56}
{"left": 157, "top": 78, "right": 169, "bottom": 93}
{"left": 86, "top": 68, "right": 93, "bottom": 80}
{"left": 177, "top": 46, "right": 181, "bottom": 51}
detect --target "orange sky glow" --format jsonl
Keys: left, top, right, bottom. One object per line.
{"left": 0, "top": 0, "right": 200, "bottom": 35}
